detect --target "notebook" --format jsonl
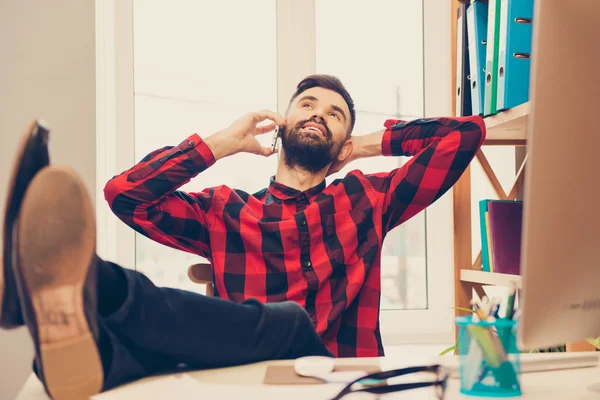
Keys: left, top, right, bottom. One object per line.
{"left": 488, "top": 200, "right": 523, "bottom": 275}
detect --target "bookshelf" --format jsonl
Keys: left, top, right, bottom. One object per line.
{"left": 460, "top": 269, "right": 522, "bottom": 289}
{"left": 449, "top": 0, "right": 594, "bottom": 352}
{"left": 483, "top": 102, "right": 529, "bottom": 146}
{"left": 452, "top": 106, "right": 527, "bottom": 309}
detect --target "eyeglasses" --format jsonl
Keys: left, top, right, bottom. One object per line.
{"left": 330, "top": 364, "right": 448, "bottom": 400}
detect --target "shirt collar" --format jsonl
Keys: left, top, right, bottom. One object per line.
{"left": 268, "top": 176, "right": 326, "bottom": 201}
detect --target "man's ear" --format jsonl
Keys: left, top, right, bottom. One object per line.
{"left": 337, "top": 138, "right": 354, "bottom": 162}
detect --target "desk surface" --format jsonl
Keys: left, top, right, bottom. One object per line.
{"left": 16, "top": 354, "right": 600, "bottom": 399}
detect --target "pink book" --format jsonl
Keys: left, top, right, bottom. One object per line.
{"left": 488, "top": 201, "right": 523, "bottom": 275}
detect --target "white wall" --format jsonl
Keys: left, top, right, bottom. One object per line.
{"left": 0, "top": 1, "right": 96, "bottom": 398}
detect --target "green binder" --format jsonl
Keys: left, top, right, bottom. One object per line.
{"left": 483, "top": 0, "right": 502, "bottom": 116}
{"left": 479, "top": 199, "right": 492, "bottom": 272}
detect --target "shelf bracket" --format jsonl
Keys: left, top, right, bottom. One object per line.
{"left": 507, "top": 154, "right": 528, "bottom": 200}
{"left": 472, "top": 251, "right": 482, "bottom": 270}
{"left": 476, "top": 150, "right": 508, "bottom": 200}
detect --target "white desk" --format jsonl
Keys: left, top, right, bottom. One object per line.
{"left": 16, "top": 354, "right": 600, "bottom": 399}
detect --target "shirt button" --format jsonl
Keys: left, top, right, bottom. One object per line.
{"left": 188, "top": 140, "right": 194, "bottom": 147}
{"left": 305, "top": 261, "right": 311, "bottom": 267}
{"left": 300, "top": 219, "right": 306, "bottom": 226}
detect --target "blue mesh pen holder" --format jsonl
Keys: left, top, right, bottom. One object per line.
{"left": 456, "top": 316, "right": 522, "bottom": 397}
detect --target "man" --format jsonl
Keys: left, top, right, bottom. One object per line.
{"left": 1, "top": 122, "right": 331, "bottom": 399}
{"left": 2, "top": 74, "right": 484, "bottom": 399}
{"left": 105, "top": 75, "right": 486, "bottom": 357}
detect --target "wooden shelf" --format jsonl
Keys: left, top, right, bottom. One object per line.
{"left": 483, "top": 102, "right": 529, "bottom": 146}
{"left": 460, "top": 269, "right": 522, "bottom": 289}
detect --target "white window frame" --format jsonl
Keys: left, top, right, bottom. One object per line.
{"left": 95, "top": 0, "right": 136, "bottom": 268}
{"left": 96, "top": 0, "right": 454, "bottom": 345}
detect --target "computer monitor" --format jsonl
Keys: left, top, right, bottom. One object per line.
{"left": 518, "top": 1, "right": 600, "bottom": 350}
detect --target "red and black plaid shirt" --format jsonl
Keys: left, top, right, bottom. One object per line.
{"left": 104, "top": 116, "right": 485, "bottom": 357}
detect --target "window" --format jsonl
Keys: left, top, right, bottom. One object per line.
{"left": 132, "top": 0, "right": 277, "bottom": 292}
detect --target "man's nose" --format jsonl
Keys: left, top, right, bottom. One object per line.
{"left": 311, "top": 108, "right": 326, "bottom": 121}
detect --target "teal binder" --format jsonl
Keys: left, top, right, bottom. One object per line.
{"left": 466, "top": 1, "right": 488, "bottom": 116}
{"left": 497, "top": 0, "right": 534, "bottom": 110}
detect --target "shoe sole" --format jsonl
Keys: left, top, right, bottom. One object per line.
{"left": 1, "top": 120, "right": 49, "bottom": 328}
{"left": 17, "top": 166, "right": 102, "bottom": 399}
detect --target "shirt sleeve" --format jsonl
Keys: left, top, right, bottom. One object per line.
{"left": 103, "top": 134, "right": 217, "bottom": 258}
{"left": 367, "top": 116, "right": 486, "bottom": 233}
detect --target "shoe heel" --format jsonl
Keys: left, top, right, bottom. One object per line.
{"left": 41, "top": 332, "right": 103, "bottom": 400}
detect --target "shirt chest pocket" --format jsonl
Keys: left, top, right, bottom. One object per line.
{"left": 323, "top": 210, "right": 379, "bottom": 265}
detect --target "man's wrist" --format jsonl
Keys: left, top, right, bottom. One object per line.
{"left": 204, "top": 131, "right": 237, "bottom": 161}
{"left": 354, "top": 130, "right": 385, "bottom": 159}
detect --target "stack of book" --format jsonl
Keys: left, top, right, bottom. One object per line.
{"left": 455, "top": 0, "right": 534, "bottom": 117}
{"left": 479, "top": 200, "right": 523, "bottom": 275}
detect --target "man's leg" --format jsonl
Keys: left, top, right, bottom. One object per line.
{"left": 98, "top": 259, "right": 332, "bottom": 371}
{"left": 14, "top": 166, "right": 331, "bottom": 398}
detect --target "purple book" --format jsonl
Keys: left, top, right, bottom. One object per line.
{"left": 488, "top": 201, "right": 523, "bottom": 275}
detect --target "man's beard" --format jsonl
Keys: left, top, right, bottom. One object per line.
{"left": 280, "top": 118, "right": 342, "bottom": 174}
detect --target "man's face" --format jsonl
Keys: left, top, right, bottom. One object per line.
{"left": 281, "top": 87, "right": 352, "bottom": 173}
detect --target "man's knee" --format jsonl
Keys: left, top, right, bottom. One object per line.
{"left": 263, "top": 301, "right": 315, "bottom": 332}
{"left": 266, "top": 300, "right": 310, "bottom": 319}
{"left": 260, "top": 301, "right": 331, "bottom": 358}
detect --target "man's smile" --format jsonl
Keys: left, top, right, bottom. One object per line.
{"left": 302, "top": 121, "right": 327, "bottom": 138}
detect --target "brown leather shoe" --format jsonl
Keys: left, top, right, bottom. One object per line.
{"left": 14, "top": 166, "right": 103, "bottom": 399}
{"left": 1, "top": 120, "right": 50, "bottom": 329}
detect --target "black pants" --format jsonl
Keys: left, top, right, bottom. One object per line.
{"left": 34, "top": 258, "right": 333, "bottom": 391}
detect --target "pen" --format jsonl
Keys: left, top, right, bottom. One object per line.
{"left": 471, "top": 300, "right": 488, "bottom": 322}
{"left": 489, "top": 299, "right": 500, "bottom": 320}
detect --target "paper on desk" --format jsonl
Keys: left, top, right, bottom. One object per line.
{"left": 92, "top": 373, "right": 348, "bottom": 400}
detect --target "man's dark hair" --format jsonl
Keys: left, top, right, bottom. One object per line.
{"left": 289, "top": 74, "right": 356, "bottom": 135}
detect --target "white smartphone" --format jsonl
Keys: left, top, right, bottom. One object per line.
{"left": 270, "top": 126, "right": 280, "bottom": 152}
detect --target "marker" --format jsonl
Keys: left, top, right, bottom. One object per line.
{"left": 505, "top": 281, "right": 517, "bottom": 320}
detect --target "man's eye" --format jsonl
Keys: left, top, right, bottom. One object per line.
{"left": 303, "top": 103, "right": 313, "bottom": 109}
{"left": 329, "top": 113, "right": 339, "bottom": 120}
